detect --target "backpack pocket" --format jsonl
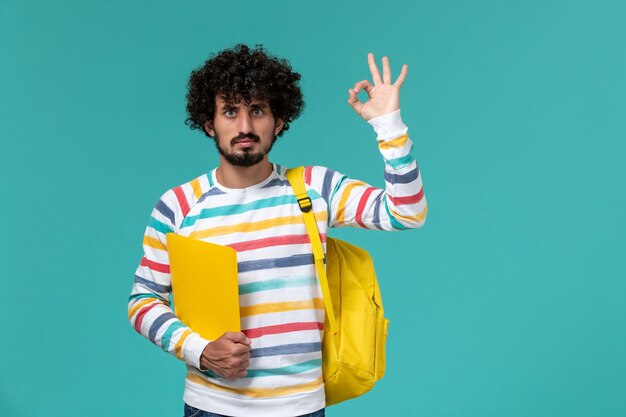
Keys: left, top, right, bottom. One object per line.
{"left": 375, "top": 316, "right": 389, "bottom": 380}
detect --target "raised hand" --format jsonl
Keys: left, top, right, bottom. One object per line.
{"left": 347, "top": 53, "right": 408, "bottom": 121}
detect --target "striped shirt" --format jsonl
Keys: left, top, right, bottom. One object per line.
{"left": 128, "top": 110, "right": 428, "bottom": 417}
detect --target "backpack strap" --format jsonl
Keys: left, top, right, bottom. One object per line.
{"left": 286, "top": 167, "right": 338, "bottom": 336}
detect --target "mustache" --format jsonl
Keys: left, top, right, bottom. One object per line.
{"left": 231, "top": 133, "right": 261, "bottom": 146}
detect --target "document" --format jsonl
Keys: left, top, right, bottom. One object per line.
{"left": 166, "top": 233, "right": 241, "bottom": 340}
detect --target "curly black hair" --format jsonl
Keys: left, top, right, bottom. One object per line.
{"left": 185, "top": 44, "right": 305, "bottom": 138}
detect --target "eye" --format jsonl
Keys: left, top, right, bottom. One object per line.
{"left": 224, "top": 109, "right": 237, "bottom": 118}
{"left": 251, "top": 108, "right": 264, "bottom": 117}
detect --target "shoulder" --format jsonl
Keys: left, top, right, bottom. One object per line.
{"left": 280, "top": 165, "right": 341, "bottom": 187}
{"left": 293, "top": 165, "right": 347, "bottom": 205}
{"left": 300, "top": 165, "right": 343, "bottom": 186}
{"left": 153, "top": 172, "right": 219, "bottom": 227}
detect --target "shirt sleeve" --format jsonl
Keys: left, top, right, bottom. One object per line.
{"left": 306, "top": 109, "right": 428, "bottom": 231}
{"left": 127, "top": 190, "right": 211, "bottom": 369}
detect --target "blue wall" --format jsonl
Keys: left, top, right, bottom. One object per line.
{"left": 1, "top": 1, "right": 625, "bottom": 416}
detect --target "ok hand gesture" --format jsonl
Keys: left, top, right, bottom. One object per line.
{"left": 348, "top": 53, "right": 408, "bottom": 121}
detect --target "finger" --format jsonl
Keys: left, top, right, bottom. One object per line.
{"left": 347, "top": 88, "right": 358, "bottom": 103}
{"left": 225, "top": 369, "right": 245, "bottom": 379}
{"left": 368, "top": 52, "right": 383, "bottom": 85}
{"left": 394, "top": 64, "right": 408, "bottom": 88}
{"left": 212, "top": 364, "right": 230, "bottom": 378}
{"left": 232, "top": 344, "right": 252, "bottom": 356}
{"left": 228, "top": 356, "right": 243, "bottom": 367}
{"left": 382, "top": 56, "right": 391, "bottom": 84}
{"left": 347, "top": 88, "right": 363, "bottom": 115}
{"left": 224, "top": 332, "right": 251, "bottom": 345}
{"left": 353, "top": 80, "right": 373, "bottom": 95}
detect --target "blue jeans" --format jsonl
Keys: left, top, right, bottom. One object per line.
{"left": 184, "top": 403, "right": 325, "bottom": 417}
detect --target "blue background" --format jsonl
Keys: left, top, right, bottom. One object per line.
{"left": 1, "top": 1, "right": 625, "bottom": 416}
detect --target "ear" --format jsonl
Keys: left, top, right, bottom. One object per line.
{"left": 274, "top": 119, "right": 285, "bottom": 135}
{"left": 203, "top": 120, "right": 215, "bottom": 137}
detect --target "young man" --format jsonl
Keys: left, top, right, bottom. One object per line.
{"left": 128, "top": 44, "right": 428, "bottom": 417}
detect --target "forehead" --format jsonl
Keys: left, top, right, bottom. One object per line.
{"left": 215, "top": 96, "right": 270, "bottom": 108}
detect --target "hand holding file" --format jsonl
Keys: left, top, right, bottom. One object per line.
{"left": 200, "top": 332, "right": 251, "bottom": 378}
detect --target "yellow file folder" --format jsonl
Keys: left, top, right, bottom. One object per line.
{"left": 166, "top": 233, "right": 241, "bottom": 341}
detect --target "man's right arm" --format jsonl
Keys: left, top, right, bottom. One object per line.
{"left": 128, "top": 190, "right": 249, "bottom": 377}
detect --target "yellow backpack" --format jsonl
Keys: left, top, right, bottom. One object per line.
{"left": 286, "top": 167, "right": 390, "bottom": 406}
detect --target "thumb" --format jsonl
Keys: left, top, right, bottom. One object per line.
{"left": 224, "top": 331, "right": 251, "bottom": 345}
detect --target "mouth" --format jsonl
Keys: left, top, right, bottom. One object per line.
{"left": 235, "top": 141, "right": 257, "bottom": 149}
{"left": 233, "top": 137, "right": 259, "bottom": 147}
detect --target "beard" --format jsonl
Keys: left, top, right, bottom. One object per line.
{"left": 214, "top": 132, "right": 277, "bottom": 167}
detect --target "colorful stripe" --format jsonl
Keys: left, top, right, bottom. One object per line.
{"left": 187, "top": 211, "right": 328, "bottom": 239}
{"left": 389, "top": 203, "right": 429, "bottom": 223}
{"left": 161, "top": 321, "right": 186, "bottom": 351}
{"left": 228, "top": 234, "right": 325, "bottom": 253}
{"left": 383, "top": 200, "right": 409, "bottom": 230}
{"left": 261, "top": 178, "right": 290, "bottom": 189}
{"left": 181, "top": 195, "right": 316, "bottom": 228}
{"left": 250, "top": 342, "right": 321, "bottom": 358}
{"left": 190, "top": 178, "right": 203, "bottom": 199}
{"left": 198, "top": 187, "right": 225, "bottom": 204}
{"left": 173, "top": 186, "right": 190, "bottom": 217}
{"left": 187, "top": 373, "right": 323, "bottom": 398}
{"left": 388, "top": 188, "right": 425, "bottom": 206}
{"left": 148, "top": 217, "right": 173, "bottom": 235}
{"left": 140, "top": 257, "right": 170, "bottom": 274}
{"left": 239, "top": 276, "right": 317, "bottom": 295}
{"left": 128, "top": 293, "right": 168, "bottom": 303}
{"left": 134, "top": 275, "right": 171, "bottom": 294}
{"left": 378, "top": 133, "right": 408, "bottom": 149}
{"left": 203, "top": 358, "right": 322, "bottom": 379}
{"left": 304, "top": 166, "right": 313, "bottom": 185}
{"left": 238, "top": 254, "right": 314, "bottom": 273}
{"left": 355, "top": 186, "right": 377, "bottom": 228}
{"left": 336, "top": 180, "right": 366, "bottom": 225}
{"left": 372, "top": 192, "right": 384, "bottom": 230}
{"left": 148, "top": 312, "right": 176, "bottom": 343}
{"left": 240, "top": 298, "right": 324, "bottom": 318}
{"left": 175, "top": 329, "right": 193, "bottom": 359}
{"left": 386, "top": 147, "right": 416, "bottom": 169}
{"left": 246, "top": 359, "right": 321, "bottom": 378}
{"left": 128, "top": 297, "right": 159, "bottom": 319}
{"left": 329, "top": 174, "right": 347, "bottom": 207}
{"left": 384, "top": 166, "right": 418, "bottom": 184}
{"left": 320, "top": 168, "right": 335, "bottom": 203}
{"left": 155, "top": 199, "right": 175, "bottom": 224}
{"left": 143, "top": 235, "right": 166, "bottom": 250}
{"left": 132, "top": 301, "right": 161, "bottom": 332}
{"left": 243, "top": 322, "right": 324, "bottom": 339}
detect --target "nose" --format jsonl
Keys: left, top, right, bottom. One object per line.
{"left": 237, "top": 111, "right": 253, "bottom": 134}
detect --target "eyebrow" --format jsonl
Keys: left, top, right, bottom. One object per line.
{"left": 222, "top": 104, "right": 238, "bottom": 111}
{"left": 221, "top": 102, "right": 267, "bottom": 111}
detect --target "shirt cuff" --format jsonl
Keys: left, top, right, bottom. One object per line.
{"left": 182, "top": 333, "right": 212, "bottom": 370}
{"left": 367, "top": 109, "right": 408, "bottom": 141}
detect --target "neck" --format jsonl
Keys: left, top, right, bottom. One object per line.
{"left": 216, "top": 157, "right": 273, "bottom": 189}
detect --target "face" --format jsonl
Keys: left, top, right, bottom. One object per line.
{"left": 204, "top": 97, "right": 284, "bottom": 167}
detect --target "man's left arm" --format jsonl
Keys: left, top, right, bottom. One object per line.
{"left": 311, "top": 53, "right": 428, "bottom": 230}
